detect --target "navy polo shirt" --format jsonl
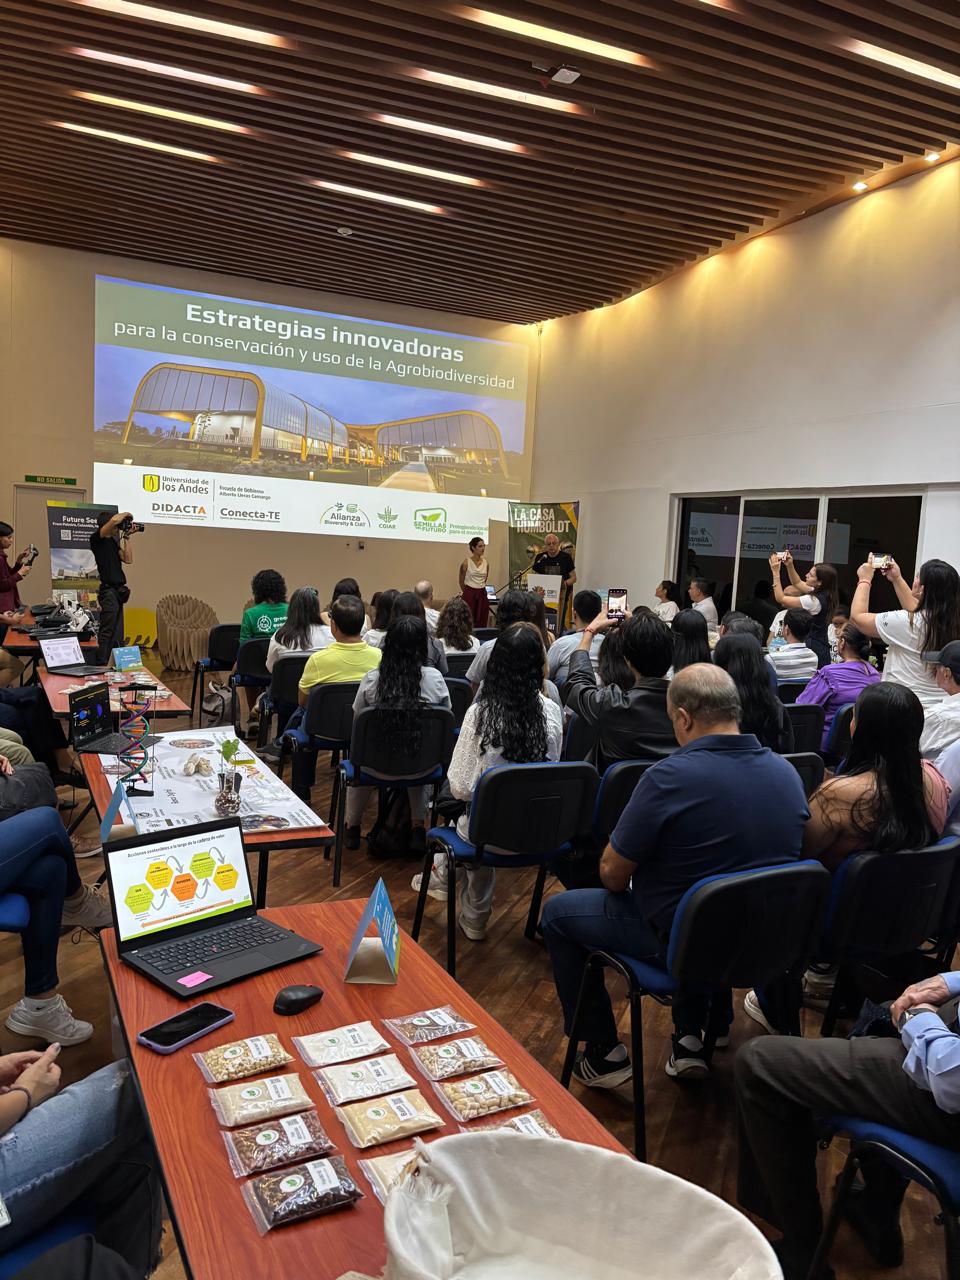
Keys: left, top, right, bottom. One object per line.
{"left": 610, "top": 733, "right": 809, "bottom": 940}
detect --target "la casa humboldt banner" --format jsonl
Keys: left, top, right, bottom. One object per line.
{"left": 507, "top": 501, "right": 580, "bottom": 588}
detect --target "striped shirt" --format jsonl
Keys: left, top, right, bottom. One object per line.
{"left": 765, "top": 643, "right": 818, "bottom": 683}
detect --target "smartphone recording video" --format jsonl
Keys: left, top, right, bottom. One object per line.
{"left": 607, "top": 589, "right": 628, "bottom": 620}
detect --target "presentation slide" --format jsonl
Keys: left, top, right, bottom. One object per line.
{"left": 93, "top": 277, "right": 531, "bottom": 544}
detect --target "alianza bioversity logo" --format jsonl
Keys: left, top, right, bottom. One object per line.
{"left": 414, "top": 507, "right": 447, "bottom": 533}
{"left": 320, "top": 502, "right": 370, "bottom": 528}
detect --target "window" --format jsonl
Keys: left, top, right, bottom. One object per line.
{"left": 676, "top": 496, "right": 741, "bottom": 616}
{"left": 824, "top": 495, "right": 923, "bottom": 613}
{"left": 736, "top": 498, "right": 820, "bottom": 614}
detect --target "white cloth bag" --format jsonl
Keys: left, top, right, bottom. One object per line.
{"left": 375, "top": 1132, "right": 781, "bottom": 1280}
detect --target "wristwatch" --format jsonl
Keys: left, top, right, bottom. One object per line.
{"left": 897, "top": 1007, "right": 927, "bottom": 1032}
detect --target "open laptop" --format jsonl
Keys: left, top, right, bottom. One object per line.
{"left": 40, "top": 634, "right": 108, "bottom": 676}
{"left": 103, "top": 818, "right": 322, "bottom": 997}
{"left": 68, "top": 682, "right": 133, "bottom": 755}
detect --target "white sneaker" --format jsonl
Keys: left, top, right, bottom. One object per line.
{"left": 411, "top": 871, "right": 448, "bottom": 902}
{"left": 70, "top": 834, "right": 103, "bottom": 860}
{"left": 60, "top": 884, "right": 112, "bottom": 932}
{"left": 458, "top": 914, "right": 487, "bottom": 942}
{"left": 6, "top": 995, "right": 93, "bottom": 1046}
{"left": 743, "top": 989, "right": 778, "bottom": 1035}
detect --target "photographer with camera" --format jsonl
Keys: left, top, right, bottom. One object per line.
{"left": 90, "top": 511, "right": 141, "bottom": 665}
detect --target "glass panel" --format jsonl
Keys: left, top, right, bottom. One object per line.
{"left": 675, "top": 496, "right": 741, "bottom": 619}
{"left": 825, "top": 495, "right": 922, "bottom": 614}
{"left": 735, "top": 498, "right": 820, "bottom": 619}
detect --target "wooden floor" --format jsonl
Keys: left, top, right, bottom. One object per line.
{"left": 6, "top": 657, "right": 948, "bottom": 1278}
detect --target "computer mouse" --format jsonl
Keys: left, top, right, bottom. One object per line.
{"left": 273, "top": 984, "right": 324, "bottom": 1016}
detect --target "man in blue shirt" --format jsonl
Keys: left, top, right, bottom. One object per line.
{"left": 542, "top": 663, "right": 809, "bottom": 1084}
{"left": 736, "top": 972, "right": 960, "bottom": 1280}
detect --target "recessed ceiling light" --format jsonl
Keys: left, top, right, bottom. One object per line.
{"left": 342, "top": 149, "right": 483, "bottom": 187}
{"left": 925, "top": 151, "right": 942, "bottom": 163}
{"left": 851, "top": 180, "right": 869, "bottom": 192}
{"left": 337, "top": 226, "right": 354, "bottom": 237}
{"left": 311, "top": 180, "right": 445, "bottom": 214}
{"left": 53, "top": 119, "right": 221, "bottom": 161}
{"left": 410, "top": 68, "right": 579, "bottom": 113}
{"left": 375, "top": 112, "right": 525, "bottom": 153}
{"left": 73, "top": 1, "right": 289, "bottom": 48}
{"left": 73, "top": 91, "right": 252, "bottom": 134}
{"left": 842, "top": 39, "right": 960, "bottom": 91}
{"left": 70, "top": 47, "right": 264, "bottom": 94}
{"left": 455, "top": 6, "right": 648, "bottom": 67}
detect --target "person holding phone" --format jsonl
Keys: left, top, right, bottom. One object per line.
{"left": 768, "top": 552, "right": 838, "bottom": 669}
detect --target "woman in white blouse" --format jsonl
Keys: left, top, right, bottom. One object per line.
{"left": 654, "top": 580, "right": 683, "bottom": 623}
{"left": 412, "top": 622, "right": 563, "bottom": 941}
{"left": 435, "top": 596, "right": 480, "bottom": 654}
{"left": 264, "top": 587, "right": 329, "bottom": 736}
{"left": 459, "top": 536, "right": 490, "bottom": 627}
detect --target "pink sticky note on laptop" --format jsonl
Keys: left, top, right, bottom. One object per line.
{"left": 177, "top": 971, "right": 212, "bottom": 989}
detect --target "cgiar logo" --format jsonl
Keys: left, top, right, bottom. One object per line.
{"left": 414, "top": 507, "right": 447, "bottom": 534}
{"left": 142, "top": 474, "right": 161, "bottom": 493}
{"left": 377, "top": 505, "right": 398, "bottom": 528}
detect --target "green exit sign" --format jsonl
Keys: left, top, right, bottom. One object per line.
{"left": 24, "top": 475, "right": 77, "bottom": 486}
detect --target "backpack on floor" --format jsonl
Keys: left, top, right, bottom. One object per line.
{"left": 200, "top": 680, "right": 231, "bottom": 726}
{"left": 365, "top": 789, "right": 413, "bottom": 857}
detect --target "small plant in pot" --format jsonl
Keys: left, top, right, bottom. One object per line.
{"left": 215, "top": 738, "right": 252, "bottom": 816}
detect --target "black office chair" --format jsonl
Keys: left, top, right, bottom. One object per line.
{"left": 280, "top": 682, "right": 361, "bottom": 820}
{"left": 776, "top": 680, "right": 809, "bottom": 705}
{"left": 784, "top": 703, "right": 824, "bottom": 753}
{"left": 335, "top": 706, "right": 456, "bottom": 887}
{"left": 562, "top": 712, "right": 598, "bottom": 762}
{"left": 191, "top": 622, "right": 240, "bottom": 723}
{"left": 782, "top": 751, "right": 825, "bottom": 797}
{"left": 474, "top": 628, "right": 498, "bottom": 645}
{"left": 444, "top": 677, "right": 473, "bottom": 731}
{"left": 554, "top": 759, "right": 655, "bottom": 891}
{"left": 229, "top": 638, "right": 271, "bottom": 735}
{"left": 445, "top": 651, "right": 475, "bottom": 679}
{"left": 413, "top": 761, "right": 599, "bottom": 977}
{"left": 257, "top": 653, "right": 309, "bottom": 749}
{"left": 816, "top": 837, "right": 960, "bottom": 1036}
{"left": 560, "top": 861, "right": 831, "bottom": 1159}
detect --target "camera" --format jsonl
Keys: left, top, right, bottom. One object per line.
{"left": 23, "top": 544, "right": 39, "bottom": 566}
{"left": 119, "top": 516, "right": 145, "bottom": 536}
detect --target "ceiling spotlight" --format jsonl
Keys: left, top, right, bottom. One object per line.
{"left": 337, "top": 226, "right": 354, "bottom": 237}
{"left": 925, "top": 151, "right": 942, "bottom": 163}
{"left": 545, "top": 64, "right": 580, "bottom": 84}
{"left": 851, "top": 181, "right": 868, "bottom": 192}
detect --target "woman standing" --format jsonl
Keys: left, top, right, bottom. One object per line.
{"left": 459, "top": 537, "right": 489, "bottom": 628}
{"left": 769, "top": 553, "right": 838, "bottom": 669}
{"left": 653, "top": 580, "right": 683, "bottom": 623}
{"left": 796, "top": 622, "right": 880, "bottom": 749}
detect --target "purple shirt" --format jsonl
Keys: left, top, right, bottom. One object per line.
{"left": 796, "top": 660, "right": 880, "bottom": 749}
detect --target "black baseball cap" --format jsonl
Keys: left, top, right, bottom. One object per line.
{"left": 922, "top": 640, "right": 960, "bottom": 679}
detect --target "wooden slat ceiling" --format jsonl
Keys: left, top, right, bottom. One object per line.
{"left": 0, "top": 0, "right": 957, "bottom": 323}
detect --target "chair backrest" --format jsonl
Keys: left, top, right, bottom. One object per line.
{"left": 593, "top": 759, "right": 656, "bottom": 843}
{"left": 444, "top": 677, "right": 473, "bottom": 730}
{"left": 350, "top": 705, "right": 456, "bottom": 777}
{"left": 269, "top": 653, "right": 310, "bottom": 705}
{"left": 474, "top": 628, "right": 498, "bottom": 645}
{"left": 822, "top": 838, "right": 960, "bottom": 959}
{"left": 302, "top": 682, "right": 362, "bottom": 744}
{"left": 562, "top": 712, "right": 598, "bottom": 762}
{"left": 235, "top": 636, "right": 271, "bottom": 679}
{"left": 785, "top": 703, "right": 825, "bottom": 753}
{"left": 782, "top": 752, "right": 825, "bottom": 798}
{"left": 668, "top": 860, "right": 831, "bottom": 987}
{"left": 445, "top": 651, "right": 475, "bottom": 679}
{"left": 208, "top": 622, "right": 242, "bottom": 668}
{"left": 468, "top": 761, "right": 599, "bottom": 855}
{"left": 776, "top": 681, "right": 808, "bottom": 705}
{"left": 824, "top": 702, "right": 856, "bottom": 757}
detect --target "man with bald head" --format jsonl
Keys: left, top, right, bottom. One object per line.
{"left": 414, "top": 580, "right": 439, "bottom": 635}
{"left": 542, "top": 663, "right": 809, "bottom": 1083}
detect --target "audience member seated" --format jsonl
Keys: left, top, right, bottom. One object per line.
{"left": 238, "top": 569, "right": 288, "bottom": 730}
{"left": 918, "top": 641, "right": 960, "bottom": 759}
{"left": 320, "top": 577, "right": 371, "bottom": 635}
{"left": 795, "top": 622, "right": 880, "bottom": 749}
{"left": 343, "top": 616, "right": 451, "bottom": 853}
{"left": 389, "top": 592, "right": 448, "bottom": 673}
{"left": 736, "top": 970, "right": 960, "bottom": 1280}
{"left": 718, "top": 610, "right": 747, "bottom": 638}
{"left": 597, "top": 627, "right": 635, "bottom": 693}
{"left": 412, "top": 623, "right": 562, "bottom": 941}
{"left": 364, "top": 588, "right": 397, "bottom": 649}
{"left": 769, "top": 553, "right": 838, "bottom": 668}
{"left": 547, "top": 590, "right": 602, "bottom": 685}
{"left": 852, "top": 556, "right": 960, "bottom": 711}
{"left": 289, "top": 596, "right": 382, "bottom": 802}
{"left": 0, "top": 807, "right": 108, "bottom": 1045}
{"left": 414, "top": 580, "right": 440, "bottom": 635}
{"left": 687, "top": 577, "right": 718, "bottom": 626}
{"left": 741, "top": 579, "right": 779, "bottom": 632}
{"left": 724, "top": 615, "right": 778, "bottom": 690}
{"left": 0, "top": 1051, "right": 161, "bottom": 1276}
{"left": 670, "top": 608, "right": 711, "bottom": 676}
{"left": 0, "top": 728, "right": 33, "bottom": 767}
{"left": 264, "top": 586, "right": 329, "bottom": 740}
{"left": 765, "top": 607, "right": 818, "bottom": 683}
{"left": 435, "top": 596, "right": 479, "bottom": 655}
{"left": 465, "top": 589, "right": 531, "bottom": 690}
{"left": 714, "top": 634, "right": 794, "bottom": 752}
{"left": 528, "top": 593, "right": 555, "bottom": 651}
{"left": 829, "top": 603, "right": 850, "bottom": 661}
{"left": 936, "top": 738, "right": 960, "bottom": 836}
{"left": 542, "top": 665, "right": 808, "bottom": 1084}
{"left": 563, "top": 611, "right": 677, "bottom": 769}
{"left": 0, "top": 687, "right": 78, "bottom": 784}
{"left": 653, "top": 579, "right": 683, "bottom": 623}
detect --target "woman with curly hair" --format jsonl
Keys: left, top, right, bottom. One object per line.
{"left": 344, "top": 616, "right": 450, "bottom": 853}
{"left": 435, "top": 596, "right": 480, "bottom": 654}
{"left": 412, "top": 622, "right": 563, "bottom": 940}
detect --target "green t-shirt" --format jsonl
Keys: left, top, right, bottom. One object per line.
{"left": 300, "top": 641, "right": 382, "bottom": 691}
{"left": 240, "top": 603, "right": 288, "bottom": 641}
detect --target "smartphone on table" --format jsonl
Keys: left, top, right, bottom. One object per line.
{"left": 137, "top": 1002, "right": 234, "bottom": 1054}
{"left": 606, "top": 589, "right": 628, "bottom": 620}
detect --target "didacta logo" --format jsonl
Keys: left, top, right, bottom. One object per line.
{"left": 142, "top": 474, "right": 160, "bottom": 493}
{"left": 414, "top": 507, "right": 447, "bottom": 533}
{"left": 320, "top": 503, "right": 370, "bottom": 528}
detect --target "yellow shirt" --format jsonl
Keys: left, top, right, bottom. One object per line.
{"left": 299, "top": 640, "right": 382, "bottom": 691}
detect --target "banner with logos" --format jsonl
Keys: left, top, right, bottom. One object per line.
{"left": 687, "top": 511, "right": 850, "bottom": 563}
{"left": 46, "top": 501, "right": 115, "bottom": 607}
{"left": 507, "top": 502, "right": 580, "bottom": 627}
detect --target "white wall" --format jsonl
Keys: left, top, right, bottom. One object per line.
{"left": 531, "top": 160, "right": 960, "bottom": 605}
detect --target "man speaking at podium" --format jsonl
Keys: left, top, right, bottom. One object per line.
{"left": 531, "top": 533, "right": 577, "bottom": 633}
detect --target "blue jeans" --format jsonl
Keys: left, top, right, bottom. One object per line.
{"left": 0, "top": 808, "right": 81, "bottom": 996}
{"left": 0, "top": 1061, "right": 161, "bottom": 1276}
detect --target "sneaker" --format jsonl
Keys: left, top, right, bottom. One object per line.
{"left": 458, "top": 914, "right": 487, "bottom": 942}
{"left": 60, "top": 884, "right": 112, "bottom": 932}
{"left": 744, "top": 989, "right": 778, "bottom": 1035}
{"left": 6, "top": 995, "right": 93, "bottom": 1046}
{"left": 571, "top": 1046, "right": 633, "bottom": 1090}
{"left": 70, "top": 834, "right": 103, "bottom": 860}
{"left": 410, "top": 871, "right": 448, "bottom": 902}
{"left": 343, "top": 825, "right": 361, "bottom": 851}
{"left": 665, "top": 1034, "right": 710, "bottom": 1079}
{"left": 840, "top": 1184, "right": 904, "bottom": 1267}
{"left": 258, "top": 742, "right": 282, "bottom": 764}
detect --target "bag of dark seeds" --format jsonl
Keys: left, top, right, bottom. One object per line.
{"left": 242, "top": 1155, "right": 363, "bottom": 1233}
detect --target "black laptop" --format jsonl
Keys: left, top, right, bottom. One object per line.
{"left": 103, "top": 819, "right": 322, "bottom": 997}
{"left": 40, "top": 635, "right": 109, "bottom": 677}
{"left": 68, "top": 682, "right": 131, "bottom": 755}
